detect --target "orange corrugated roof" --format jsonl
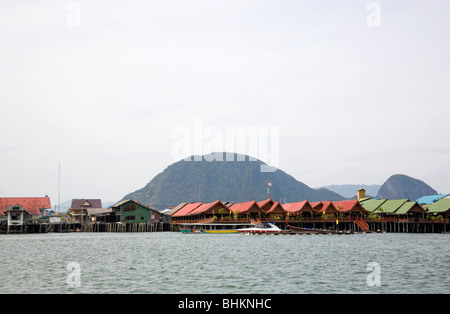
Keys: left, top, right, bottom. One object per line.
{"left": 333, "top": 200, "right": 367, "bottom": 213}
{"left": 257, "top": 199, "right": 274, "bottom": 211}
{"left": 334, "top": 200, "right": 351, "bottom": 212}
{"left": 229, "top": 201, "right": 259, "bottom": 213}
{"left": 0, "top": 197, "right": 52, "bottom": 215}
{"left": 283, "top": 201, "right": 310, "bottom": 213}
{"left": 267, "top": 201, "right": 286, "bottom": 213}
{"left": 316, "top": 201, "right": 338, "bottom": 213}
{"left": 188, "top": 201, "right": 215, "bottom": 215}
{"left": 171, "top": 202, "right": 203, "bottom": 217}
{"left": 257, "top": 199, "right": 272, "bottom": 207}
{"left": 310, "top": 201, "right": 322, "bottom": 209}
{"left": 188, "top": 200, "right": 230, "bottom": 215}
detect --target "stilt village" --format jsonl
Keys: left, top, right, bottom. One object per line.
{"left": 1, "top": 189, "right": 450, "bottom": 234}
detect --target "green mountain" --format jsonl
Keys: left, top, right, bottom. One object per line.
{"left": 376, "top": 174, "right": 438, "bottom": 201}
{"left": 122, "top": 152, "right": 346, "bottom": 210}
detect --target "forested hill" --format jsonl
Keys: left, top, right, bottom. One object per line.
{"left": 122, "top": 153, "right": 345, "bottom": 210}
{"left": 376, "top": 174, "right": 438, "bottom": 201}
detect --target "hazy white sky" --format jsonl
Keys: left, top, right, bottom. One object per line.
{"left": 1, "top": 0, "right": 450, "bottom": 207}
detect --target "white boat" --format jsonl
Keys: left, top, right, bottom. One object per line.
{"left": 237, "top": 222, "right": 282, "bottom": 234}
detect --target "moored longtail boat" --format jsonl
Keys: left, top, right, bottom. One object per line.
{"left": 286, "top": 221, "right": 336, "bottom": 234}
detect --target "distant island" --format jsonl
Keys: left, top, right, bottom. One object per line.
{"left": 376, "top": 174, "right": 438, "bottom": 201}
{"left": 120, "top": 152, "right": 439, "bottom": 211}
{"left": 122, "top": 152, "right": 345, "bottom": 210}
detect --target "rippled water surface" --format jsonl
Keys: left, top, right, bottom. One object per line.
{"left": 1, "top": 232, "right": 449, "bottom": 293}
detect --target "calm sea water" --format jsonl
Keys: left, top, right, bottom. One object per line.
{"left": 0, "top": 232, "right": 449, "bottom": 294}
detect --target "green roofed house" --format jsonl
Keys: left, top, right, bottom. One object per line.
{"left": 373, "top": 199, "right": 409, "bottom": 214}
{"left": 112, "top": 200, "right": 159, "bottom": 224}
{"left": 395, "top": 201, "right": 425, "bottom": 214}
{"left": 426, "top": 199, "right": 450, "bottom": 216}
{"left": 363, "top": 198, "right": 426, "bottom": 221}
{"left": 361, "top": 199, "right": 387, "bottom": 213}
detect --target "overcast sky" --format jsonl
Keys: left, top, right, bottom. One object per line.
{"left": 1, "top": 0, "right": 449, "bottom": 207}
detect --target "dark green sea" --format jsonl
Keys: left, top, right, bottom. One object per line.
{"left": 0, "top": 232, "right": 449, "bottom": 294}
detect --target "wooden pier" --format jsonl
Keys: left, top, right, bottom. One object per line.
{"left": 88, "top": 222, "right": 177, "bottom": 232}
{"left": 279, "top": 220, "right": 450, "bottom": 234}
{"left": 366, "top": 220, "right": 449, "bottom": 233}
{"left": 0, "top": 220, "right": 179, "bottom": 234}
{"left": 1, "top": 219, "right": 448, "bottom": 234}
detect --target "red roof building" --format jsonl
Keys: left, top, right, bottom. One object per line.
{"left": 266, "top": 201, "right": 285, "bottom": 213}
{"left": 169, "top": 198, "right": 370, "bottom": 224}
{"left": 257, "top": 199, "right": 274, "bottom": 212}
{"left": 0, "top": 197, "right": 51, "bottom": 216}
{"left": 311, "top": 201, "right": 339, "bottom": 215}
{"left": 167, "top": 202, "right": 188, "bottom": 216}
{"left": 171, "top": 202, "right": 203, "bottom": 217}
{"left": 266, "top": 201, "right": 287, "bottom": 221}
{"left": 333, "top": 200, "right": 369, "bottom": 215}
{"left": 229, "top": 201, "right": 262, "bottom": 222}
{"left": 229, "top": 201, "right": 260, "bottom": 214}
{"left": 283, "top": 200, "right": 314, "bottom": 220}
{"left": 171, "top": 200, "right": 232, "bottom": 223}
{"left": 188, "top": 200, "right": 231, "bottom": 216}
{"left": 283, "top": 201, "right": 314, "bottom": 215}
